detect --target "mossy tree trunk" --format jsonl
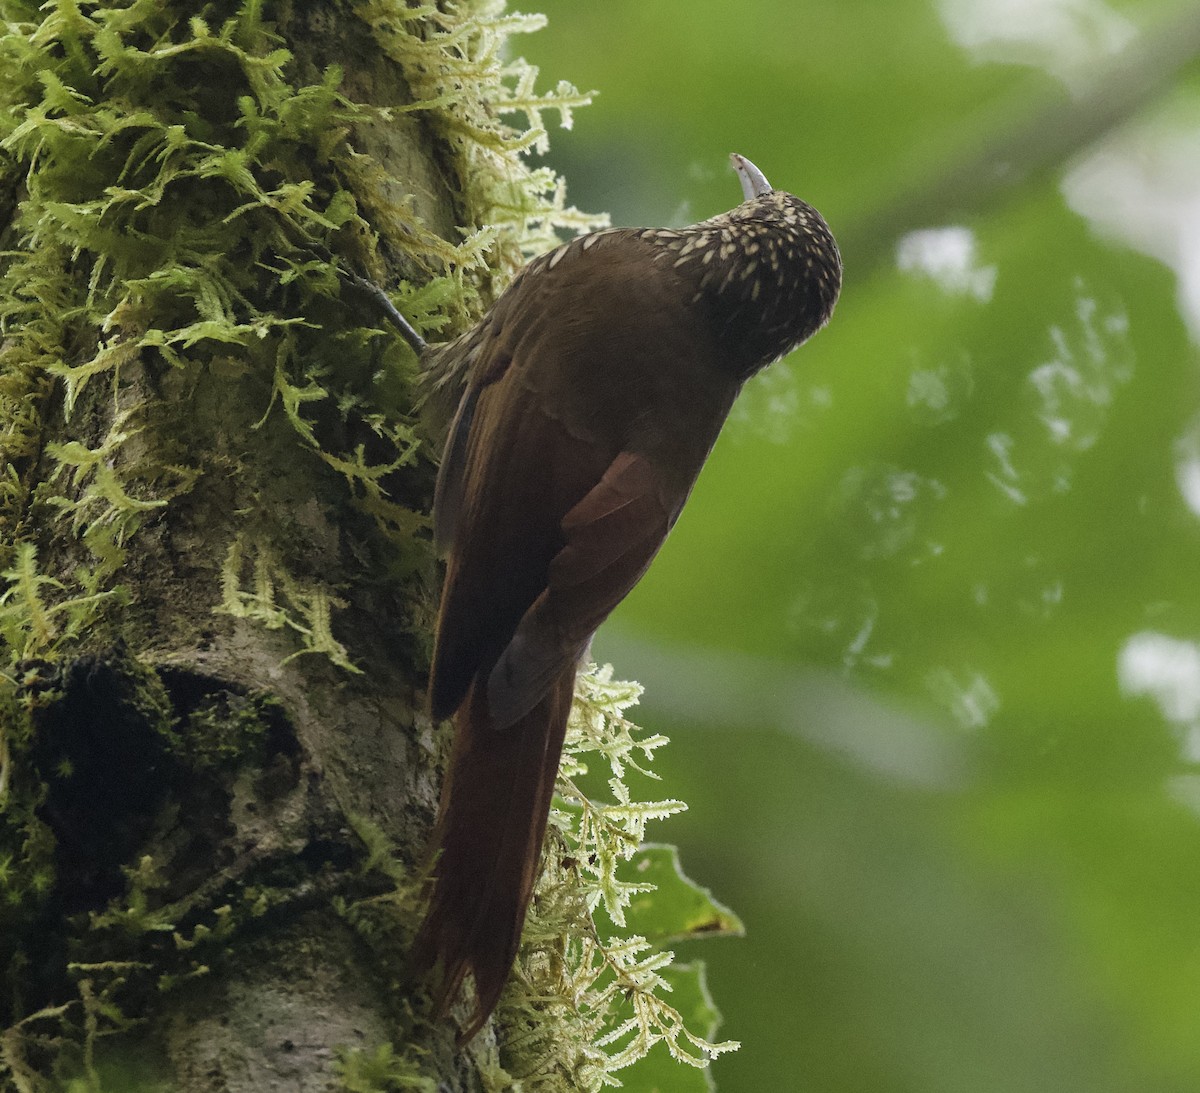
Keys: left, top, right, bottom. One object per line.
{"left": 0, "top": 3, "right": 595, "bottom": 1090}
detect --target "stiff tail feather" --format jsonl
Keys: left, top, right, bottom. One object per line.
{"left": 413, "top": 666, "right": 575, "bottom": 1041}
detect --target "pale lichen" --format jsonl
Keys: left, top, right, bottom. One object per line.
{"left": 495, "top": 664, "right": 740, "bottom": 1091}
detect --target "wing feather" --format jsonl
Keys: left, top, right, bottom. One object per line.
{"left": 487, "top": 451, "right": 675, "bottom": 728}
{"left": 429, "top": 231, "right": 732, "bottom": 727}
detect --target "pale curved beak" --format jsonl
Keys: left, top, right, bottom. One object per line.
{"left": 731, "top": 153, "right": 772, "bottom": 200}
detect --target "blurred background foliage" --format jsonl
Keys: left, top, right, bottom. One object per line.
{"left": 518, "top": 0, "right": 1200, "bottom": 1090}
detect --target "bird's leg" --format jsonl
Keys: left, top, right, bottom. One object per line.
{"left": 339, "top": 268, "right": 429, "bottom": 357}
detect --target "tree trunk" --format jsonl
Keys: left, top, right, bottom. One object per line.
{"left": 0, "top": 2, "right": 596, "bottom": 1089}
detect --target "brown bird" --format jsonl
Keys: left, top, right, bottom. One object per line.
{"left": 386, "top": 153, "right": 841, "bottom": 1040}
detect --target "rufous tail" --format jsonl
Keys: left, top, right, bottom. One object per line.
{"left": 413, "top": 667, "right": 575, "bottom": 1041}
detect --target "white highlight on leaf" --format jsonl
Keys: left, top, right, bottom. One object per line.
{"left": 895, "top": 226, "right": 996, "bottom": 302}
{"left": 1175, "top": 421, "right": 1200, "bottom": 519}
{"left": 907, "top": 350, "right": 976, "bottom": 427}
{"left": 983, "top": 288, "right": 1131, "bottom": 504}
{"left": 1064, "top": 119, "right": 1200, "bottom": 342}
{"left": 730, "top": 366, "right": 832, "bottom": 446}
{"left": 938, "top": 0, "right": 1135, "bottom": 94}
{"left": 1118, "top": 631, "right": 1200, "bottom": 761}
{"left": 985, "top": 432, "right": 1028, "bottom": 504}
{"left": 1029, "top": 295, "right": 1131, "bottom": 452}
{"left": 834, "top": 463, "right": 948, "bottom": 562}
{"left": 926, "top": 666, "right": 1001, "bottom": 730}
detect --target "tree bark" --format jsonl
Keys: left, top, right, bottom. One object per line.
{"left": 0, "top": 2, "right": 588, "bottom": 1089}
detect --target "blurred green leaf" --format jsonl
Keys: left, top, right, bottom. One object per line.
{"left": 603, "top": 843, "right": 744, "bottom": 946}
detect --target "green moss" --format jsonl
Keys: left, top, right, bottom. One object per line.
{"left": 0, "top": 0, "right": 603, "bottom": 676}
{"left": 173, "top": 690, "right": 279, "bottom": 771}
{"left": 216, "top": 535, "right": 366, "bottom": 672}
{"left": 336, "top": 1042, "right": 437, "bottom": 1093}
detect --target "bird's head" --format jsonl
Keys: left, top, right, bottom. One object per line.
{"left": 659, "top": 153, "right": 842, "bottom": 377}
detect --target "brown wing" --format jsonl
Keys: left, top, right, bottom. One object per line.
{"left": 431, "top": 332, "right": 515, "bottom": 557}
{"left": 428, "top": 365, "right": 600, "bottom": 723}
{"left": 428, "top": 231, "right": 737, "bottom": 727}
{"left": 431, "top": 380, "right": 478, "bottom": 558}
{"left": 486, "top": 450, "right": 677, "bottom": 727}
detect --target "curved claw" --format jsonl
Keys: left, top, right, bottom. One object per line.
{"left": 730, "top": 153, "right": 772, "bottom": 200}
